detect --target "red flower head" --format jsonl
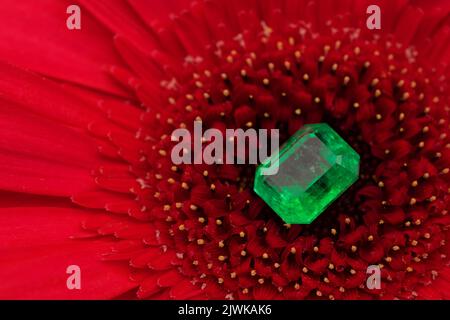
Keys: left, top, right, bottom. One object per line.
{"left": 0, "top": 0, "right": 449, "bottom": 300}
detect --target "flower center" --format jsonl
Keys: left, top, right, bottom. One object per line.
{"left": 146, "top": 21, "right": 450, "bottom": 299}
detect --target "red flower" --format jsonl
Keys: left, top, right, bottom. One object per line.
{"left": 0, "top": 0, "right": 449, "bottom": 300}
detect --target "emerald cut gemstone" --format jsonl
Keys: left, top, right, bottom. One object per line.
{"left": 254, "top": 123, "right": 360, "bottom": 224}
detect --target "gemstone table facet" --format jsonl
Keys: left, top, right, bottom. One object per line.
{"left": 254, "top": 123, "right": 360, "bottom": 224}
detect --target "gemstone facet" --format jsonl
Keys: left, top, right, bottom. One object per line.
{"left": 254, "top": 123, "right": 360, "bottom": 224}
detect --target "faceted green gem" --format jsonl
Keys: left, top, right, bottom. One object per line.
{"left": 254, "top": 123, "right": 360, "bottom": 224}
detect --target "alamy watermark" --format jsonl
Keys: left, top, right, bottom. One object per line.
{"left": 66, "top": 265, "right": 81, "bottom": 290}
{"left": 171, "top": 121, "right": 280, "bottom": 175}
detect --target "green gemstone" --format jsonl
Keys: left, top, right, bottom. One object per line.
{"left": 254, "top": 123, "right": 360, "bottom": 224}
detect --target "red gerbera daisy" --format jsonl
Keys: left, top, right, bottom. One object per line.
{"left": 0, "top": 0, "right": 449, "bottom": 300}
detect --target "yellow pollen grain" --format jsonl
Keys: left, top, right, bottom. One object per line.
{"left": 343, "top": 76, "right": 350, "bottom": 85}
